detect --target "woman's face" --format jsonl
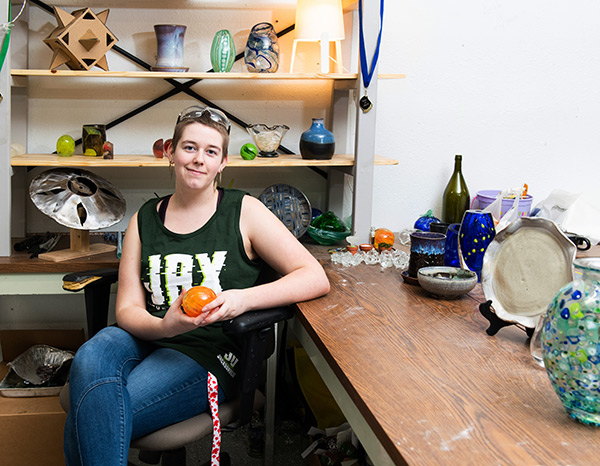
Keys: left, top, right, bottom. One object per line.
{"left": 170, "top": 122, "right": 227, "bottom": 190}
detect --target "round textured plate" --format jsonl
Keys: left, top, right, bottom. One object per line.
{"left": 258, "top": 184, "right": 312, "bottom": 238}
{"left": 481, "top": 217, "right": 576, "bottom": 328}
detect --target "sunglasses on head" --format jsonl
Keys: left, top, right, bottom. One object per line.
{"left": 176, "top": 106, "right": 231, "bottom": 134}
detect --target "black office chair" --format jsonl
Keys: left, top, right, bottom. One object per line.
{"left": 60, "top": 268, "right": 294, "bottom": 466}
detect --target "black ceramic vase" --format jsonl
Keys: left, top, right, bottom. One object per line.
{"left": 299, "top": 118, "right": 335, "bottom": 160}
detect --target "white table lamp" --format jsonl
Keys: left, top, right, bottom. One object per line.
{"left": 291, "top": 0, "right": 345, "bottom": 73}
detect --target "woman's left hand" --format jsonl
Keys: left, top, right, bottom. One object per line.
{"left": 195, "top": 289, "right": 248, "bottom": 326}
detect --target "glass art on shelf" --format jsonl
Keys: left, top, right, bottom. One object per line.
{"left": 56, "top": 134, "right": 75, "bottom": 157}
{"left": 247, "top": 124, "right": 289, "bottom": 157}
{"left": 210, "top": 29, "right": 236, "bottom": 72}
{"left": 82, "top": 124, "right": 106, "bottom": 157}
{"left": 244, "top": 22, "right": 279, "bottom": 73}
{"left": 308, "top": 211, "right": 351, "bottom": 245}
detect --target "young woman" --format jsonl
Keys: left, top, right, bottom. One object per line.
{"left": 64, "top": 106, "right": 330, "bottom": 465}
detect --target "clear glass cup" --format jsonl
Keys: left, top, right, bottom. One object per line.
{"left": 530, "top": 314, "right": 545, "bottom": 368}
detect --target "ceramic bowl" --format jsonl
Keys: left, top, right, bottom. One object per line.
{"left": 417, "top": 266, "right": 477, "bottom": 299}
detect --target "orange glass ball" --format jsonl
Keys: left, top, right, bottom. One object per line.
{"left": 181, "top": 286, "right": 217, "bottom": 317}
{"left": 374, "top": 228, "right": 395, "bottom": 252}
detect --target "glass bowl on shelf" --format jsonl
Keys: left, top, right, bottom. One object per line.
{"left": 307, "top": 211, "right": 351, "bottom": 245}
{"left": 246, "top": 124, "right": 289, "bottom": 157}
{"left": 307, "top": 225, "right": 351, "bottom": 245}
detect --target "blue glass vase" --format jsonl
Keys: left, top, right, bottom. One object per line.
{"left": 300, "top": 118, "right": 335, "bottom": 160}
{"left": 210, "top": 29, "right": 235, "bottom": 72}
{"left": 444, "top": 223, "right": 461, "bottom": 267}
{"left": 244, "top": 22, "right": 279, "bottom": 73}
{"left": 458, "top": 210, "right": 496, "bottom": 280}
{"left": 542, "top": 258, "right": 600, "bottom": 426}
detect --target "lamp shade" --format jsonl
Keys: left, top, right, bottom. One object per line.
{"left": 295, "top": 0, "right": 345, "bottom": 41}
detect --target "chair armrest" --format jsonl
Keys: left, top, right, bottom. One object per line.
{"left": 63, "top": 268, "right": 119, "bottom": 292}
{"left": 222, "top": 307, "right": 295, "bottom": 336}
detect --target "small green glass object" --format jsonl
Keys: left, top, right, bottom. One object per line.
{"left": 56, "top": 134, "right": 75, "bottom": 157}
{"left": 240, "top": 143, "right": 258, "bottom": 160}
{"left": 442, "top": 154, "right": 470, "bottom": 224}
{"left": 210, "top": 29, "right": 235, "bottom": 73}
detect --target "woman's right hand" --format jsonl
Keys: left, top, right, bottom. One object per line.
{"left": 161, "top": 288, "right": 211, "bottom": 338}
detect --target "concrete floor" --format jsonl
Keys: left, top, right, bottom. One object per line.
{"left": 127, "top": 418, "right": 310, "bottom": 466}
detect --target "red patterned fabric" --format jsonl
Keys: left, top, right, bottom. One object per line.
{"left": 207, "top": 372, "right": 221, "bottom": 465}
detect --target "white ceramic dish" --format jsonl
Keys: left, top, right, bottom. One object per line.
{"left": 481, "top": 217, "right": 576, "bottom": 328}
{"left": 418, "top": 266, "right": 477, "bottom": 299}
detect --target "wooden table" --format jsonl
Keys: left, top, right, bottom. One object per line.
{"left": 292, "top": 243, "right": 600, "bottom": 466}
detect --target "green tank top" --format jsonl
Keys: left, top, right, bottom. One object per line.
{"left": 137, "top": 188, "right": 263, "bottom": 398}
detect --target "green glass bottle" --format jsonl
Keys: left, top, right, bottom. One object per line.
{"left": 442, "top": 154, "right": 470, "bottom": 224}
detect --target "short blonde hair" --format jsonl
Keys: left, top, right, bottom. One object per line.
{"left": 171, "top": 113, "right": 229, "bottom": 160}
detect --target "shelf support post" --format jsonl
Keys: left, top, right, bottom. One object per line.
{"left": 0, "top": 0, "right": 12, "bottom": 256}
{"left": 352, "top": 0, "right": 379, "bottom": 244}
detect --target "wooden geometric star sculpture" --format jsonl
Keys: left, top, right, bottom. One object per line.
{"left": 43, "top": 7, "right": 118, "bottom": 71}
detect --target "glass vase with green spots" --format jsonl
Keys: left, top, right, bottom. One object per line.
{"left": 542, "top": 258, "right": 600, "bottom": 426}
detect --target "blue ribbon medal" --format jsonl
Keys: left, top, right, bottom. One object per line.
{"left": 358, "top": 0, "right": 384, "bottom": 113}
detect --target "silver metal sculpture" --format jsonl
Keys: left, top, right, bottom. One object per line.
{"left": 29, "top": 168, "right": 126, "bottom": 230}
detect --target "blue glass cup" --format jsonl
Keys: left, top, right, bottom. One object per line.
{"left": 444, "top": 223, "right": 461, "bottom": 267}
{"left": 407, "top": 231, "right": 446, "bottom": 278}
{"left": 458, "top": 210, "right": 496, "bottom": 281}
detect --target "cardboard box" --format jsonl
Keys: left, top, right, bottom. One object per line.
{"left": 0, "top": 329, "right": 84, "bottom": 466}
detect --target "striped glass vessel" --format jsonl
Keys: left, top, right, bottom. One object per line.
{"left": 210, "top": 29, "right": 235, "bottom": 73}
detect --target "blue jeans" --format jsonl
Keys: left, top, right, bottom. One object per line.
{"left": 63, "top": 326, "right": 225, "bottom": 466}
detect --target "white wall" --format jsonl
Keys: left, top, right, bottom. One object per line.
{"left": 373, "top": 0, "right": 599, "bottom": 231}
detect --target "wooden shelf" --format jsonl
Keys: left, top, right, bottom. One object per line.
{"left": 10, "top": 69, "right": 406, "bottom": 80}
{"left": 19, "top": 0, "right": 358, "bottom": 12}
{"left": 11, "top": 153, "right": 399, "bottom": 168}
{"left": 0, "top": 237, "right": 119, "bottom": 274}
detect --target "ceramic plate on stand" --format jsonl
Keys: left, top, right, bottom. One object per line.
{"left": 481, "top": 217, "right": 576, "bottom": 328}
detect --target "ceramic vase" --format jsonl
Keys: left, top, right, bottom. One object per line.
{"left": 407, "top": 232, "right": 446, "bottom": 278}
{"left": 210, "top": 29, "right": 235, "bottom": 72}
{"left": 458, "top": 209, "right": 495, "bottom": 281}
{"left": 300, "top": 118, "right": 335, "bottom": 160}
{"left": 152, "top": 24, "right": 188, "bottom": 72}
{"left": 541, "top": 258, "right": 600, "bottom": 426}
{"left": 244, "top": 22, "right": 279, "bottom": 73}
